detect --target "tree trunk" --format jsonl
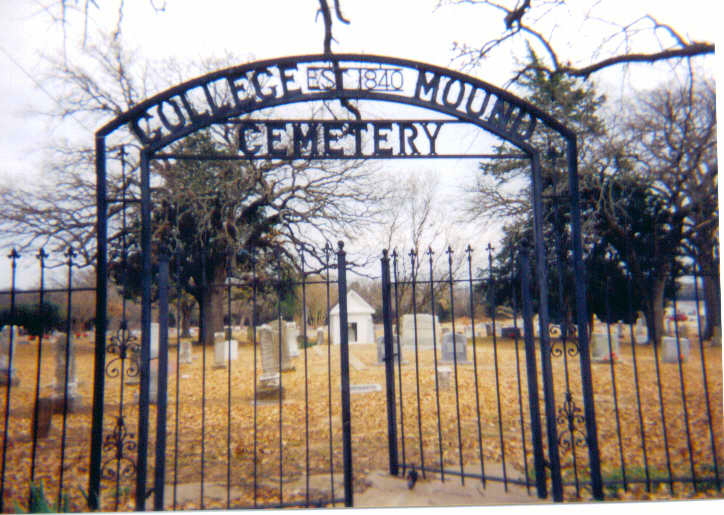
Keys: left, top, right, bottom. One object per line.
{"left": 180, "top": 299, "right": 192, "bottom": 338}
{"left": 645, "top": 275, "right": 667, "bottom": 346}
{"left": 702, "top": 273, "right": 721, "bottom": 341}
{"left": 199, "top": 262, "right": 226, "bottom": 346}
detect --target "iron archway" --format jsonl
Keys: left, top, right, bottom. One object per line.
{"left": 90, "top": 54, "right": 603, "bottom": 509}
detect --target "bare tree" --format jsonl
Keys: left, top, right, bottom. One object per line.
{"left": 438, "top": 0, "right": 714, "bottom": 83}
{"left": 0, "top": 33, "right": 387, "bottom": 345}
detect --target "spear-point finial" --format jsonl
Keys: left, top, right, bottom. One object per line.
{"left": 8, "top": 248, "right": 19, "bottom": 260}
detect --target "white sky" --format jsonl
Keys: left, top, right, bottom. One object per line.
{"left": 0, "top": 0, "right": 720, "bottom": 287}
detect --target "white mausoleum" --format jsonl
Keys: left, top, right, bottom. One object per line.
{"left": 329, "top": 290, "right": 375, "bottom": 345}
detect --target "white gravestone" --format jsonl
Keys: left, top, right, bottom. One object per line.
{"left": 437, "top": 366, "right": 452, "bottom": 389}
{"left": 274, "top": 324, "right": 294, "bottom": 371}
{"left": 179, "top": 340, "right": 193, "bottom": 364}
{"left": 284, "top": 322, "right": 300, "bottom": 357}
{"left": 634, "top": 317, "right": 649, "bottom": 345}
{"left": 213, "top": 331, "right": 239, "bottom": 368}
{"left": 441, "top": 332, "right": 470, "bottom": 364}
{"left": 257, "top": 327, "right": 282, "bottom": 399}
{"left": 662, "top": 336, "right": 690, "bottom": 363}
{"left": 316, "top": 327, "right": 326, "bottom": 346}
{"left": 591, "top": 333, "right": 619, "bottom": 362}
{"left": 0, "top": 326, "right": 19, "bottom": 386}
{"left": 150, "top": 322, "right": 159, "bottom": 359}
{"left": 53, "top": 334, "right": 81, "bottom": 412}
{"left": 400, "top": 314, "right": 440, "bottom": 348}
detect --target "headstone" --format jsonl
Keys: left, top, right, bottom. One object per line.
{"left": 53, "top": 334, "right": 81, "bottom": 412}
{"left": 150, "top": 322, "right": 159, "bottom": 359}
{"left": 463, "top": 325, "right": 473, "bottom": 338}
{"left": 316, "top": 328, "right": 326, "bottom": 346}
{"left": 634, "top": 317, "right": 649, "bottom": 345}
{"left": 441, "top": 332, "right": 469, "bottom": 363}
{"left": 284, "top": 322, "right": 300, "bottom": 357}
{"left": 662, "top": 336, "right": 690, "bottom": 363}
{"left": 591, "top": 333, "right": 619, "bottom": 363}
{"left": 257, "top": 327, "right": 283, "bottom": 400}
{"left": 712, "top": 326, "right": 722, "bottom": 347}
{"left": 437, "top": 366, "right": 452, "bottom": 389}
{"left": 179, "top": 340, "right": 193, "bottom": 364}
{"left": 0, "top": 326, "right": 19, "bottom": 386}
{"left": 476, "top": 323, "right": 489, "bottom": 337}
{"left": 376, "top": 335, "right": 403, "bottom": 364}
{"left": 213, "top": 331, "right": 238, "bottom": 368}
{"left": 400, "top": 314, "right": 440, "bottom": 348}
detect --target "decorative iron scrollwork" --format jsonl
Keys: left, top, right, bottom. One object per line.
{"left": 101, "top": 416, "right": 137, "bottom": 480}
{"left": 550, "top": 338, "right": 580, "bottom": 358}
{"left": 557, "top": 391, "right": 586, "bottom": 452}
{"left": 105, "top": 323, "right": 140, "bottom": 379}
{"left": 549, "top": 324, "right": 580, "bottom": 357}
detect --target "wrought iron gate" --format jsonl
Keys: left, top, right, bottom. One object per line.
{"left": 378, "top": 237, "right": 603, "bottom": 501}
{"left": 86, "top": 54, "right": 602, "bottom": 508}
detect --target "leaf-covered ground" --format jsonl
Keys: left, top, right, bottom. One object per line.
{"left": 1, "top": 330, "right": 722, "bottom": 511}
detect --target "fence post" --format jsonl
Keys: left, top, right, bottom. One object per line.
{"left": 153, "top": 253, "right": 170, "bottom": 510}
{"left": 520, "top": 243, "right": 547, "bottom": 499}
{"left": 89, "top": 136, "right": 107, "bottom": 511}
{"left": 336, "top": 242, "right": 353, "bottom": 507}
{"left": 135, "top": 150, "right": 152, "bottom": 510}
{"left": 381, "top": 250, "right": 399, "bottom": 476}
{"left": 566, "top": 138, "right": 604, "bottom": 500}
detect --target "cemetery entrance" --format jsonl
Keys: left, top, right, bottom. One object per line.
{"left": 85, "top": 54, "right": 601, "bottom": 510}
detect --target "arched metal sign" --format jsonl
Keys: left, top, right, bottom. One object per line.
{"left": 91, "top": 55, "right": 603, "bottom": 510}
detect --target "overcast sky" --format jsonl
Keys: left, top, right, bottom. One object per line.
{"left": 0, "top": 0, "right": 719, "bottom": 286}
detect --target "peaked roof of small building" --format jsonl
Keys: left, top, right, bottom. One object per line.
{"left": 330, "top": 289, "right": 375, "bottom": 316}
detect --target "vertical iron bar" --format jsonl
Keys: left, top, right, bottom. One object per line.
{"left": 531, "top": 151, "right": 562, "bottom": 501}
{"left": 465, "top": 246, "right": 486, "bottom": 487}
{"left": 565, "top": 140, "right": 603, "bottom": 500}
{"left": 336, "top": 242, "right": 353, "bottom": 507}
{"left": 30, "top": 249, "right": 49, "bottom": 485}
{"left": 89, "top": 136, "right": 108, "bottom": 510}
{"left": 391, "top": 250, "right": 406, "bottom": 476}
{"left": 670, "top": 275, "right": 697, "bottom": 490}
{"left": 549, "top": 159, "right": 579, "bottom": 496}
{"left": 0, "top": 249, "right": 19, "bottom": 513}
{"left": 135, "top": 151, "right": 152, "bottom": 510}
{"left": 301, "top": 249, "right": 311, "bottom": 505}
{"left": 200, "top": 249, "right": 208, "bottom": 509}
{"left": 648, "top": 273, "right": 675, "bottom": 494}
{"left": 604, "top": 278, "right": 627, "bottom": 490}
{"left": 252, "top": 251, "right": 259, "bottom": 507}
{"left": 226, "top": 253, "right": 232, "bottom": 509}
{"left": 487, "top": 243, "right": 508, "bottom": 491}
{"left": 275, "top": 247, "right": 284, "bottom": 505}
{"left": 625, "top": 264, "right": 651, "bottom": 492}
{"left": 381, "top": 250, "right": 399, "bottom": 476}
{"left": 427, "top": 248, "right": 445, "bottom": 481}
{"left": 520, "top": 242, "right": 547, "bottom": 499}
{"left": 445, "top": 247, "right": 465, "bottom": 485}
{"left": 173, "top": 240, "right": 182, "bottom": 510}
{"left": 57, "top": 248, "right": 75, "bottom": 509}
{"left": 153, "top": 253, "right": 170, "bottom": 511}
{"left": 693, "top": 267, "right": 721, "bottom": 491}
{"left": 511, "top": 260, "right": 531, "bottom": 494}
{"left": 409, "top": 250, "right": 425, "bottom": 478}
{"left": 323, "top": 244, "right": 335, "bottom": 502}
